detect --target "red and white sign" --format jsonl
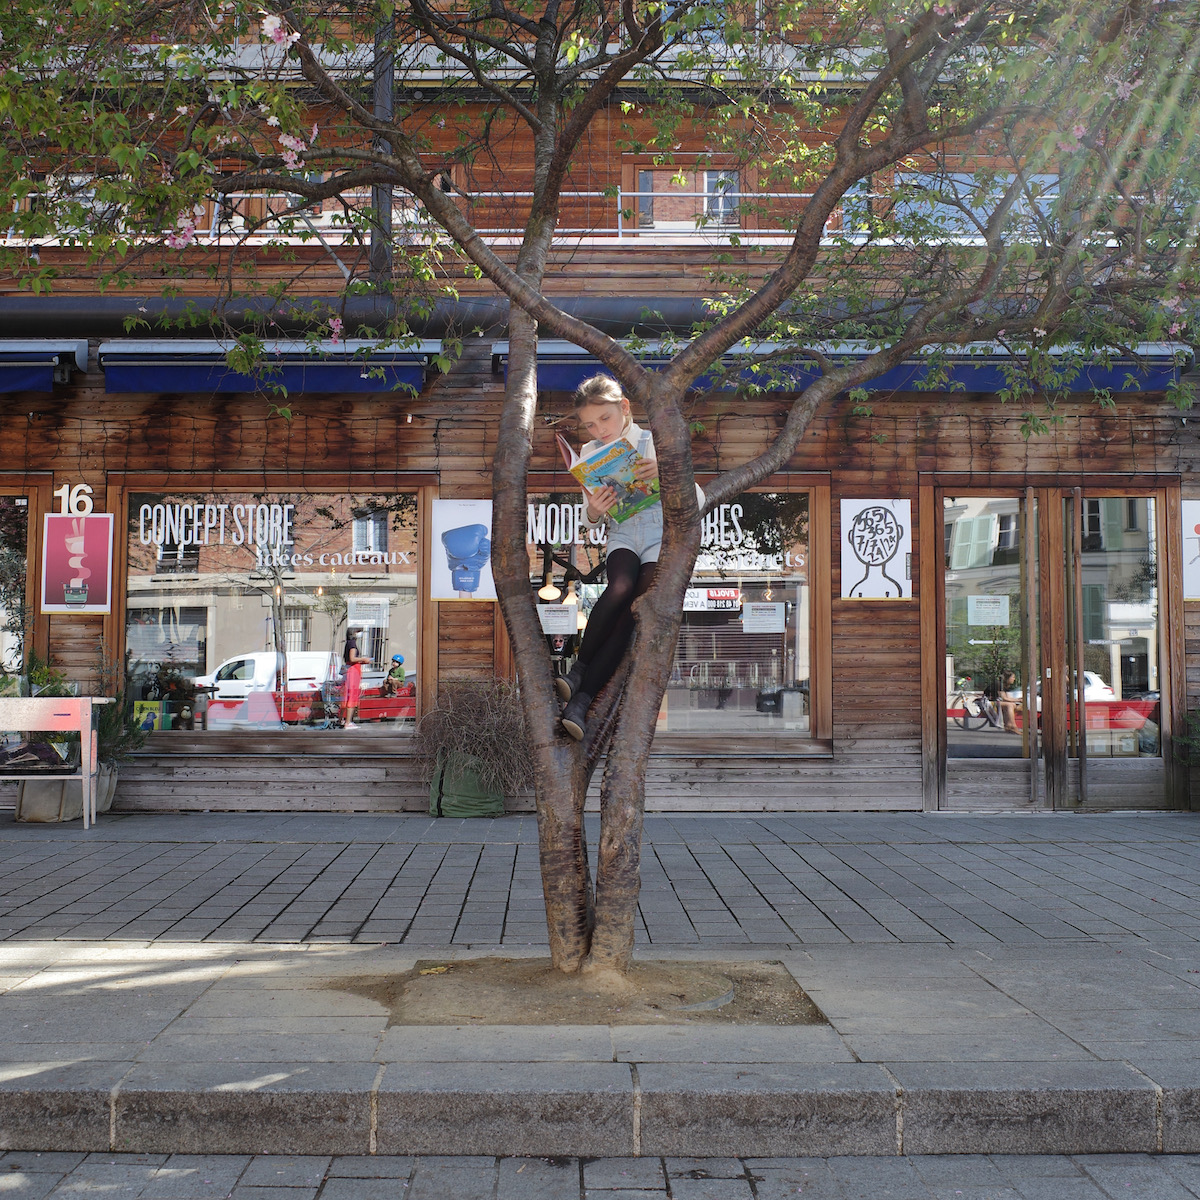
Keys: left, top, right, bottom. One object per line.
{"left": 41, "top": 513, "right": 114, "bottom": 614}
{"left": 684, "top": 587, "right": 742, "bottom": 611}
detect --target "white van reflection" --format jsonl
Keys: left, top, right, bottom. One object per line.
{"left": 193, "top": 651, "right": 340, "bottom": 700}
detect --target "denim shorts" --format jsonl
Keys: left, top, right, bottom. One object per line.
{"left": 605, "top": 503, "right": 663, "bottom": 563}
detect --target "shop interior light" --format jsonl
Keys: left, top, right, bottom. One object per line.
{"left": 538, "top": 572, "right": 562, "bottom": 601}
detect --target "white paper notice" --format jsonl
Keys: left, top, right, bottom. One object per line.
{"left": 967, "top": 595, "right": 1009, "bottom": 626}
{"left": 742, "top": 602, "right": 786, "bottom": 633}
{"left": 537, "top": 604, "right": 577, "bottom": 634}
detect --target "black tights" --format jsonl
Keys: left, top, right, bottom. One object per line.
{"left": 576, "top": 549, "right": 656, "bottom": 699}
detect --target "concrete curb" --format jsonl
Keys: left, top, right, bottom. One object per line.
{"left": 0, "top": 1060, "right": 1192, "bottom": 1157}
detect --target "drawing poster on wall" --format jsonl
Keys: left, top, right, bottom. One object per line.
{"left": 1183, "top": 501, "right": 1200, "bottom": 600}
{"left": 431, "top": 499, "right": 496, "bottom": 601}
{"left": 41, "top": 513, "right": 115, "bottom": 614}
{"left": 840, "top": 499, "right": 913, "bottom": 599}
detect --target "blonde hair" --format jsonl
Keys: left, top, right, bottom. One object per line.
{"left": 572, "top": 374, "right": 624, "bottom": 409}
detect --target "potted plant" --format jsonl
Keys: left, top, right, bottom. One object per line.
{"left": 413, "top": 678, "right": 532, "bottom": 817}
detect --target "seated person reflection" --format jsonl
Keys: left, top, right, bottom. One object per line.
{"left": 998, "top": 671, "right": 1022, "bottom": 734}
{"left": 381, "top": 653, "right": 406, "bottom": 696}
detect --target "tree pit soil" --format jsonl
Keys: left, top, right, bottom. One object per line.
{"left": 334, "top": 958, "right": 827, "bottom": 1026}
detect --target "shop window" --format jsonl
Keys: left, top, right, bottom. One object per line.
{"left": 0, "top": 496, "right": 29, "bottom": 675}
{"left": 126, "top": 491, "right": 419, "bottom": 734}
{"left": 526, "top": 490, "right": 813, "bottom": 743}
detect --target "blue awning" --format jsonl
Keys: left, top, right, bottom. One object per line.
{"left": 98, "top": 339, "right": 442, "bottom": 394}
{"left": 0, "top": 341, "right": 88, "bottom": 392}
{"left": 492, "top": 339, "right": 1192, "bottom": 395}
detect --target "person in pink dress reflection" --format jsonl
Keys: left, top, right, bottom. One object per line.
{"left": 340, "top": 630, "right": 369, "bottom": 730}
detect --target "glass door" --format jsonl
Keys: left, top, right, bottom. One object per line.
{"left": 1054, "top": 490, "right": 1165, "bottom": 808}
{"left": 940, "top": 486, "right": 1171, "bottom": 810}
{"left": 942, "top": 493, "right": 1041, "bottom": 807}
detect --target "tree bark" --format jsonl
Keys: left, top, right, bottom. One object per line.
{"left": 585, "top": 380, "right": 702, "bottom": 972}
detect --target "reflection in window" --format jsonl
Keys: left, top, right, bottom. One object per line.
{"left": 1075, "top": 495, "right": 1160, "bottom": 758}
{"left": 704, "top": 171, "right": 741, "bottom": 225}
{"left": 126, "top": 492, "right": 419, "bottom": 734}
{"left": 637, "top": 169, "right": 655, "bottom": 228}
{"left": 0, "top": 497, "right": 29, "bottom": 675}
{"left": 526, "top": 491, "right": 811, "bottom": 741}
{"left": 283, "top": 606, "right": 310, "bottom": 652}
{"left": 353, "top": 511, "right": 388, "bottom": 555}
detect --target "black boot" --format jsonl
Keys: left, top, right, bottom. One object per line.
{"left": 560, "top": 691, "right": 593, "bottom": 741}
{"left": 555, "top": 662, "right": 585, "bottom": 703}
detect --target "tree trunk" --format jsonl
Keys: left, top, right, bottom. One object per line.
{"left": 585, "top": 384, "right": 702, "bottom": 972}
{"left": 492, "top": 303, "right": 596, "bottom": 972}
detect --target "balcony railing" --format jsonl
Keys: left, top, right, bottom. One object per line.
{"left": 195, "top": 185, "right": 830, "bottom": 246}
{"left": 7, "top": 185, "right": 940, "bottom": 249}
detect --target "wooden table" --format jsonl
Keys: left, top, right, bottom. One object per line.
{"left": 0, "top": 697, "right": 113, "bottom": 828}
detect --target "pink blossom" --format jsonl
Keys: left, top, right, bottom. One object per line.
{"left": 1169, "top": 322, "right": 1183, "bottom": 336}
{"left": 933, "top": 3, "right": 953, "bottom": 14}
{"left": 328, "top": 317, "right": 343, "bottom": 344}
{"left": 1072, "top": 123, "right": 1087, "bottom": 140}
{"left": 261, "top": 14, "right": 287, "bottom": 43}
{"left": 165, "top": 212, "right": 198, "bottom": 249}
{"left": 311, "top": 123, "right": 319, "bottom": 143}
{"left": 281, "top": 149, "right": 305, "bottom": 170}
{"left": 279, "top": 133, "right": 308, "bottom": 152}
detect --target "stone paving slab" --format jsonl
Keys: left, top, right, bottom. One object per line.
{"left": 0, "top": 813, "right": 1199, "bottom": 1160}
{"left": 4, "top": 811, "right": 1200, "bottom": 949}
{"left": 0, "top": 940, "right": 1196, "bottom": 1156}
{"left": 6, "top": 1151, "right": 1200, "bottom": 1197}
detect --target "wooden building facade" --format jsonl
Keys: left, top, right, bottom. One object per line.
{"left": 0, "top": 324, "right": 1195, "bottom": 815}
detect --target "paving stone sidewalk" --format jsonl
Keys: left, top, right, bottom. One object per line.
{"left": 5, "top": 1151, "right": 1200, "bottom": 1199}
{"left": 4, "top": 812, "right": 1200, "bottom": 1163}
{"left": 2, "top": 810, "right": 1200, "bottom": 947}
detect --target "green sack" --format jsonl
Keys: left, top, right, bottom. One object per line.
{"left": 429, "top": 751, "right": 505, "bottom": 818}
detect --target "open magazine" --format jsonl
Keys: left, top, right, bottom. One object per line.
{"left": 556, "top": 432, "right": 661, "bottom": 524}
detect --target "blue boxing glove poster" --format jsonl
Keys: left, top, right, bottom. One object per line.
{"left": 430, "top": 499, "right": 497, "bottom": 601}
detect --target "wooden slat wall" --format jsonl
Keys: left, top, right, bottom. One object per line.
{"left": 2, "top": 331, "right": 1197, "bottom": 813}
{"left": 438, "top": 603, "right": 500, "bottom": 683}
{"left": 1183, "top": 603, "right": 1200, "bottom": 805}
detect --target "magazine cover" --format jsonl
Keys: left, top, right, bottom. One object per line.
{"left": 556, "top": 434, "right": 660, "bottom": 524}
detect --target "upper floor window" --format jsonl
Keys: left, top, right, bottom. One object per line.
{"left": 354, "top": 511, "right": 389, "bottom": 555}
{"left": 704, "top": 171, "right": 741, "bottom": 225}
{"left": 893, "top": 171, "right": 1059, "bottom": 239}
